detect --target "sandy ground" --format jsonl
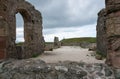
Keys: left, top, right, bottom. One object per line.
{"left": 36, "top": 46, "right": 105, "bottom": 63}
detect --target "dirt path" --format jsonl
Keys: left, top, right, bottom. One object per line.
{"left": 36, "top": 46, "right": 105, "bottom": 63}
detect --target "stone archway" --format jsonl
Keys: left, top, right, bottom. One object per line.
{"left": 15, "top": 8, "right": 36, "bottom": 58}
{"left": 0, "top": 0, "right": 44, "bottom": 59}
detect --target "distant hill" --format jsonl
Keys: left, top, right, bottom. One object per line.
{"left": 61, "top": 37, "right": 96, "bottom": 43}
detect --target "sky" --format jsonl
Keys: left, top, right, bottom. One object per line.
{"left": 16, "top": 0, "right": 105, "bottom": 42}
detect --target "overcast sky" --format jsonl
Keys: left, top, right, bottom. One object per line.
{"left": 16, "top": 0, "right": 105, "bottom": 42}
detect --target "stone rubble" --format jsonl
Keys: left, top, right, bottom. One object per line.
{"left": 0, "top": 59, "right": 115, "bottom": 79}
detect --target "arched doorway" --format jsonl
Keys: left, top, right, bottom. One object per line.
{"left": 15, "top": 9, "right": 33, "bottom": 58}
{"left": 15, "top": 13, "right": 24, "bottom": 59}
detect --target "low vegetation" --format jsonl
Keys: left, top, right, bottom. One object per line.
{"left": 61, "top": 37, "right": 96, "bottom": 43}
{"left": 45, "top": 42, "right": 53, "bottom": 44}
{"left": 16, "top": 42, "right": 54, "bottom": 46}
{"left": 16, "top": 42, "right": 24, "bottom": 46}
{"left": 96, "top": 51, "right": 106, "bottom": 58}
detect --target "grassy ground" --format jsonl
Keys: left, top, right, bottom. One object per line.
{"left": 61, "top": 37, "right": 96, "bottom": 43}
{"left": 45, "top": 42, "right": 53, "bottom": 44}
{"left": 16, "top": 42, "right": 24, "bottom": 46}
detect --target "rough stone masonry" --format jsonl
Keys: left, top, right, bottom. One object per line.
{"left": 0, "top": 0, "right": 44, "bottom": 59}
{"left": 105, "top": 0, "right": 120, "bottom": 68}
{"left": 97, "top": 9, "right": 107, "bottom": 56}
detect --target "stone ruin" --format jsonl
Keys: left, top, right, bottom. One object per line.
{"left": 0, "top": 0, "right": 44, "bottom": 59}
{"left": 97, "top": 0, "right": 120, "bottom": 68}
{"left": 0, "top": 0, "right": 120, "bottom": 69}
{"left": 105, "top": 0, "right": 120, "bottom": 68}
{"left": 97, "top": 9, "right": 107, "bottom": 56}
{"left": 54, "top": 36, "right": 61, "bottom": 48}
{"left": 0, "top": 0, "right": 120, "bottom": 78}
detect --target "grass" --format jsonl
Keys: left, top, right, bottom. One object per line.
{"left": 61, "top": 37, "right": 96, "bottom": 43}
{"left": 16, "top": 42, "right": 54, "bottom": 46}
{"left": 45, "top": 42, "right": 54, "bottom": 44}
{"left": 16, "top": 37, "right": 96, "bottom": 46}
{"left": 16, "top": 42, "right": 24, "bottom": 46}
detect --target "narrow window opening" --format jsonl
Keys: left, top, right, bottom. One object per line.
{"left": 16, "top": 13, "right": 24, "bottom": 43}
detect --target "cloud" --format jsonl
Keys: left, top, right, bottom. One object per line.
{"left": 16, "top": 27, "right": 24, "bottom": 42}
{"left": 26, "top": 0, "right": 105, "bottom": 29}
{"left": 16, "top": 13, "right": 24, "bottom": 28}
{"left": 43, "top": 23, "right": 96, "bottom": 42}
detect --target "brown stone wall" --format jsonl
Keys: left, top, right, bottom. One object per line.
{"left": 0, "top": 36, "right": 7, "bottom": 59}
{"left": 0, "top": 0, "right": 44, "bottom": 59}
{"left": 96, "top": 9, "right": 107, "bottom": 56}
{"left": 105, "top": 0, "right": 120, "bottom": 68}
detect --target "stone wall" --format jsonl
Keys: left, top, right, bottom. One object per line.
{"left": 97, "top": 9, "right": 107, "bottom": 56}
{"left": 0, "top": 0, "right": 44, "bottom": 59}
{"left": 105, "top": 0, "right": 120, "bottom": 68}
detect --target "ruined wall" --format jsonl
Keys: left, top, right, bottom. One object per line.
{"left": 54, "top": 37, "right": 61, "bottom": 48}
{"left": 97, "top": 9, "right": 107, "bottom": 56}
{"left": 105, "top": 0, "right": 120, "bottom": 68}
{"left": 0, "top": 0, "right": 44, "bottom": 59}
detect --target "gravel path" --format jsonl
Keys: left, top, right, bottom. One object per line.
{"left": 36, "top": 46, "right": 105, "bottom": 63}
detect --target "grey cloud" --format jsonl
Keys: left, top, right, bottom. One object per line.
{"left": 22, "top": 0, "right": 105, "bottom": 29}
{"left": 17, "top": 34, "right": 23, "bottom": 38}
{"left": 16, "top": 13, "right": 24, "bottom": 27}
{"left": 26, "top": 0, "right": 52, "bottom": 7}
{"left": 43, "top": 29, "right": 57, "bottom": 35}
